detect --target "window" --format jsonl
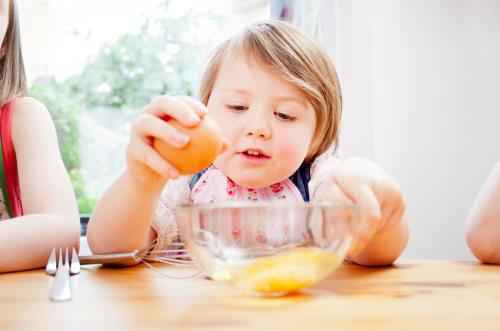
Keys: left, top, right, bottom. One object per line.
{"left": 20, "top": 0, "right": 269, "bottom": 220}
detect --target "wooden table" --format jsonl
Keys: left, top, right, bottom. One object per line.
{"left": 1, "top": 260, "right": 500, "bottom": 331}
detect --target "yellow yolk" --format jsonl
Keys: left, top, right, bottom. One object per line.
{"left": 211, "top": 247, "right": 342, "bottom": 295}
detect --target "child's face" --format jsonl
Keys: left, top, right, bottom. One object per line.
{"left": 207, "top": 55, "right": 316, "bottom": 188}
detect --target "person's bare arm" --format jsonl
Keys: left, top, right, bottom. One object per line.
{"left": 87, "top": 170, "right": 164, "bottom": 254}
{"left": 0, "top": 97, "right": 80, "bottom": 273}
{"left": 87, "top": 96, "right": 212, "bottom": 254}
{"left": 466, "top": 161, "right": 500, "bottom": 263}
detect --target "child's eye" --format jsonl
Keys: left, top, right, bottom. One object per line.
{"left": 275, "top": 112, "right": 295, "bottom": 121}
{"left": 226, "top": 105, "right": 248, "bottom": 112}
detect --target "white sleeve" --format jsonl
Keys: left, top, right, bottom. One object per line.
{"left": 308, "top": 148, "right": 340, "bottom": 202}
{"left": 151, "top": 175, "right": 191, "bottom": 252}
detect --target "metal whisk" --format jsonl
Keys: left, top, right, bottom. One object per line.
{"left": 79, "top": 233, "right": 201, "bottom": 279}
{"left": 139, "top": 238, "right": 201, "bottom": 279}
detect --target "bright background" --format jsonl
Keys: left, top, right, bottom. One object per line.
{"left": 18, "top": 0, "right": 500, "bottom": 260}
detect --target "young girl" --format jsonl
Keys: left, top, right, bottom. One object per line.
{"left": 88, "top": 21, "right": 408, "bottom": 266}
{"left": 0, "top": 0, "right": 80, "bottom": 273}
{"left": 466, "top": 161, "right": 500, "bottom": 264}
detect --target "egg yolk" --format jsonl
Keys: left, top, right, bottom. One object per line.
{"left": 239, "top": 248, "right": 341, "bottom": 294}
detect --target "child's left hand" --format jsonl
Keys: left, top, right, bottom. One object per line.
{"left": 324, "top": 157, "right": 406, "bottom": 259}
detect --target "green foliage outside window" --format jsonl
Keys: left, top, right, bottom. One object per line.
{"left": 29, "top": 2, "right": 222, "bottom": 213}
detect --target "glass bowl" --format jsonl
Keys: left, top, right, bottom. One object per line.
{"left": 176, "top": 202, "right": 357, "bottom": 296}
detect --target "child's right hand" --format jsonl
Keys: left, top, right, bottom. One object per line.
{"left": 321, "top": 157, "right": 408, "bottom": 265}
{"left": 125, "top": 96, "right": 208, "bottom": 190}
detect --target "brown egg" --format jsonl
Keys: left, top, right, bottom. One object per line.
{"left": 153, "top": 115, "right": 223, "bottom": 175}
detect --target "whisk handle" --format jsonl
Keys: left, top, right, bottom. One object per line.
{"left": 78, "top": 251, "right": 142, "bottom": 266}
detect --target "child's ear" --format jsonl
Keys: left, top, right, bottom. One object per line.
{"left": 0, "top": 47, "right": 5, "bottom": 59}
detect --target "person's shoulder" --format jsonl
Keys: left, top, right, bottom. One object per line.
{"left": 11, "top": 97, "right": 55, "bottom": 132}
{"left": 481, "top": 160, "right": 500, "bottom": 186}
{"left": 12, "top": 96, "right": 52, "bottom": 123}
{"left": 310, "top": 149, "right": 340, "bottom": 176}
{"left": 11, "top": 97, "right": 57, "bottom": 147}
{"left": 493, "top": 160, "right": 500, "bottom": 174}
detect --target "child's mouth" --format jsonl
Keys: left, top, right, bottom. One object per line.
{"left": 239, "top": 149, "right": 270, "bottom": 163}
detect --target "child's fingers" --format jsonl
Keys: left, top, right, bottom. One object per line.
{"left": 385, "top": 203, "right": 406, "bottom": 234}
{"left": 338, "top": 184, "right": 381, "bottom": 257}
{"left": 325, "top": 182, "right": 353, "bottom": 205}
{"left": 133, "top": 113, "right": 190, "bottom": 148}
{"left": 379, "top": 181, "right": 406, "bottom": 232}
{"left": 176, "top": 95, "right": 209, "bottom": 118}
{"left": 128, "top": 135, "right": 180, "bottom": 179}
{"left": 143, "top": 96, "right": 201, "bottom": 127}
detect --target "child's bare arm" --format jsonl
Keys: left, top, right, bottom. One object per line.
{"left": 466, "top": 161, "right": 500, "bottom": 263}
{"left": 0, "top": 98, "right": 79, "bottom": 273}
{"left": 87, "top": 96, "right": 207, "bottom": 254}
{"left": 87, "top": 170, "right": 164, "bottom": 254}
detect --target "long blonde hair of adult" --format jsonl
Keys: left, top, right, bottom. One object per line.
{"left": 0, "top": 0, "right": 27, "bottom": 107}
{"left": 199, "top": 20, "right": 342, "bottom": 162}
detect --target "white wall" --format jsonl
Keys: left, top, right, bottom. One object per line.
{"left": 323, "top": 0, "right": 500, "bottom": 259}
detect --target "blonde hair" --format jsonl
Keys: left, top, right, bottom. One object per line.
{"left": 199, "top": 20, "right": 342, "bottom": 162}
{"left": 0, "top": 0, "right": 27, "bottom": 107}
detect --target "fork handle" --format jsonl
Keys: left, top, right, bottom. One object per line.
{"left": 50, "top": 266, "right": 71, "bottom": 301}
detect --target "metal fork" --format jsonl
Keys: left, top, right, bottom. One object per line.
{"left": 46, "top": 247, "right": 80, "bottom": 276}
{"left": 46, "top": 247, "right": 80, "bottom": 301}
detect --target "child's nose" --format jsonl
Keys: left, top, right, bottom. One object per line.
{"left": 244, "top": 120, "right": 271, "bottom": 139}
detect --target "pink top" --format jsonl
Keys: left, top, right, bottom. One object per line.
{"left": 190, "top": 165, "right": 304, "bottom": 204}
{"left": 151, "top": 150, "right": 340, "bottom": 251}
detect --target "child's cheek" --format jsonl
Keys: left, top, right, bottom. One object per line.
{"left": 276, "top": 138, "right": 309, "bottom": 165}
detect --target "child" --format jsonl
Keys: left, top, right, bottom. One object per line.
{"left": 466, "top": 161, "right": 500, "bottom": 263}
{"left": 0, "top": 0, "right": 80, "bottom": 273}
{"left": 88, "top": 21, "right": 408, "bottom": 266}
